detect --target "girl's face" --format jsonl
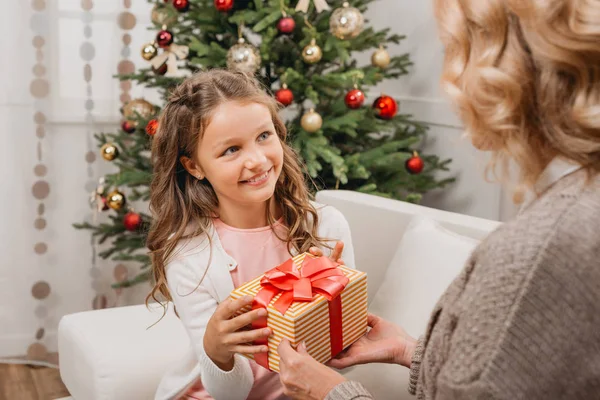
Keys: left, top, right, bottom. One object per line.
{"left": 184, "top": 100, "right": 284, "bottom": 209}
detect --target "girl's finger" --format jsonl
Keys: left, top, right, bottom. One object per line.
{"left": 330, "top": 241, "right": 344, "bottom": 261}
{"left": 232, "top": 344, "right": 270, "bottom": 355}
{"left": 309, "top": 246, "right": 323, "bottom": 257}
{"left": 228, "top": 327, "right": 271, "bottom": 345}
{"left": 218, "top": 295, "right": 254, "bottom": 320}
{"left": 226, "top": 307, "right": 267, "bottom": 332}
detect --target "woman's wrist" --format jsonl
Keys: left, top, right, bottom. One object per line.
{"left": 395, "top": 335, "right": 418, "bottom": 368}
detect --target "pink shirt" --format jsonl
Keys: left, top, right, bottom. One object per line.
{"left": 184, "top": 218, "right": 291, "bottom": 400}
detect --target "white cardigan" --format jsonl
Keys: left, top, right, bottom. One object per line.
{"left": 154, "top": 203, "right": 356, "bottom": 400}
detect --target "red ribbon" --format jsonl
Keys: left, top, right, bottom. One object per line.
{"left": 251, "top": 256, "right": 349, "bottom": 370}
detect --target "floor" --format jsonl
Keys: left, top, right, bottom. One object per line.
{"left": 0, "top": 358, "right": 70, "bottom": 400}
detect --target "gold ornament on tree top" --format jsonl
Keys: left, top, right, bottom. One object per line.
{"left": 100, "top": 143, "right": 119, "bottom": 161}
{"left": 151, "top": 4, "right": 178, "bottom": 27}
{"left": 123, "top": 98, "right": 154, "bottom": 120}
{"left": 227, "top": 25, "right": 261, "bottom": 74}
{"left": 302, "top": 38, "right": 322, "bottom": 64}
{"left": 295, "top": 0, "right": 330, "bottom": 13}
{"left": 330, "top": 2, "right": 364, "bottom": 39}
{"left": 301, "top": 108, "right": 323, "bottom": 133}
{"left": 371, "top": 45, "right": 391, "bottom": 69}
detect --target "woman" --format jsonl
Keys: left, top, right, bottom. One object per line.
{"left": 277, "top": 0, "right": 600, "bottom": 398}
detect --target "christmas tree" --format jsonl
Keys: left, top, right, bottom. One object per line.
{"left": 75, "top": 0, "right": 454, "bottom": 288}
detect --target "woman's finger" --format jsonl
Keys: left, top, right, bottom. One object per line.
{"left": 226, "top": 307, "right": 267, "bottom": 332}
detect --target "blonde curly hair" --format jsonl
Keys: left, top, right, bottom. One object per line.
{"left": 434, "top": 0, "right": 600, "bottom": 197}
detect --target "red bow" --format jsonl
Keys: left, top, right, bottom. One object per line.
{"left": 254, "top": 256, "right": 349, "bottom": 315}
{"left": 251, "top": 255, "right": 349, "bottom": 370}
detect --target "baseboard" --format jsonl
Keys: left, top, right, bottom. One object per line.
{"left": 0, "top": 331, "right": 57, "bottom": 358}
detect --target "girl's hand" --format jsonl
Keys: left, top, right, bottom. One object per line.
{"left": 278, "top": 339, "right": 346, "bottom": 400}
{"left": 327, "top": 313, "right": 417, "bottom": 369}
{"left": 203, "top": 295, "right": 271, "bottom": 371}
{"left": 309, "top": 241, "right": 344, "bottom": 264}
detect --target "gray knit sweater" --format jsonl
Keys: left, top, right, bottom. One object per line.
{"left": 327, "top": 170, "right": 600, "bottom": 400}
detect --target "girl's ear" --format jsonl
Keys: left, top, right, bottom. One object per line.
{"left": 180, "top": 156, "right": 205, "bottom": 180}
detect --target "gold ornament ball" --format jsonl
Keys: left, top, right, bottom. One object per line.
{"left": 371, "top": 46, "right": 391, "bottom": 69}
{"left": 301, "top": 109, "right": 323, "bottom": 133}
{"left": 141, "top": 42, "right": 158, "bottom": 61}
{"left": 302, "top": 39, "right": 323, "bottom": 64}
{"left": 100, "top": 143, "right": 119, "bottom": 161}
{"left": 106, "top": 190, "right": 126, "bottom": 210}
{"left": 123, "top": 98, "right": 154, "bottom": 120}
{"left": 151, "top": 5, "right": 178, "bottom": 27}
{"left": 330, "top": 2, "right": 364, "bottom": 40}
{"left": 226, "top": 38, "right": 261, "bottom": 74}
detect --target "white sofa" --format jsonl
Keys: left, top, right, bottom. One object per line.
{"left": 57, "top": 190, "right": 500, "bottom": 400}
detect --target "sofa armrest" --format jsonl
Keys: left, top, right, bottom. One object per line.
{"left": 58, "top": 303, "right": 188, "bottom": 400}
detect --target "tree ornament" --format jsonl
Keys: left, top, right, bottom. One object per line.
{"left": 121, "top": 120, "right": 136, "bottom": 133}
{"left": 295, "top": 0, "right": 330, "bottom": 13}
{"left": 406, "top": 151, "right": 424, "bottom": 174}
{"left": 330, "top": 2, "right": 364, "bottom": 39}
{"left": 275, "top": 84, "right": 294, "bottom": 107}
{"left": 100, "top": 143, "right": 119, "bottom": 161}
{"left": 99, "top": 197, "right": 109, "bottom": 211}
{"left": 277, "top": 16, "right": 296, "bottom": 34}
{"left": 345, "top": 87, "right": 365, "bottom": 109}
{"left": 146, "top": 119, "right": 159, "bottom": 136}
{"left": 372, "top": 95, "right": 398, "bottom": 120}
{"left": 89, "top": 178, "right": 109, "bottom": 213}
{"left": 123, "top": 212, "right": 142, "bottom": 231}
{"left": 302, "top": 38, "right": 322, "bottom": 64}
{"left": 301, "top": 108, "right": 323, "bottom": 132}
{"left": 123, "top": 98, "right": 154, "bottom": 120}
{"left": 106, "top": 190, "right": 126, "bottom": 210}
{"left": 214, "top": 0, "right": 234, "bottom": 12}
{"left": 227, "top": 37, "right": 261, "bottom": 74}
{"left": 173, "top": 0, "right": 190, "bottom": 12}
{"left": 151, "top": 5, "right": 178, "bottom": 27}
{"left": 147, "top": 28, "right": 189, "bottom": 77}
{"left": 141, "top": 41, "right": 158, "bottom": 61}
{"left": 156, "top": 29, "right": 174, "bottom": 48}
{"left": 371, "top": 45, "right": 391, "bottom": 69}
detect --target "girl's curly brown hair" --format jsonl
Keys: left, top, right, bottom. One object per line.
{"left": 434, "top": 0, "right": 600, "bottom": 197}
{"left": 146, "top": 69, "right": 330, "bottom": 307}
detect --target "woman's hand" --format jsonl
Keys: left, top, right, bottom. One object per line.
{"left": 327, "top": 313, "right": 417, "bottom": 369}
{"left": 203, "top": 295, "right": 271, "bottom": 371}
{"left": 278, "top": 339, "right": 346, "bottom": 400}
{"left": 309, "top": 241, "right": 344, "bottom": 264}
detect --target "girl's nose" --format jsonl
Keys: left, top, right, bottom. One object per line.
{"left": 244, "top": 148, "right": 268, "bottom": 169}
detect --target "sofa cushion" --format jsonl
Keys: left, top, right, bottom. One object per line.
{"left": 340, "top": 216, "right": 480, "bottom": 399}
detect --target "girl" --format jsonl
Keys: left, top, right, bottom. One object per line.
{"left": 277, "top": 0, "right": 600, "bottom": 399}
{"left": 146, "top": 69, "right": 355, "bottom": 400}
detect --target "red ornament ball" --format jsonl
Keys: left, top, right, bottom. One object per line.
{"left": 146, "top": 119, "right": 159, "bottom": 136}
{"left": 406, "top": 153, "right": 424, "bottom": 174}
{"left": 214, "top": 0, "right": 233, "bottom": 12}
{"left": 153, "top": 62, "right": 168, "bottom": 76}
{"left": 173, "top": 0, "right": 189, "bottom": 11}
{"left": 123, "top": 212, "right": 142, "bottom": 232}
{"left": 121, "top": 120, "right": 136, "bottom": 134}
{"left": 372, "top": 95, "right": 398, "bottom": 120}
{"left": 156, "top": 30, "right": 174, "bottom": 48}
{"left": 345, "top": 88, "right": 365, "bottom": 109}
{"left": 275, "top": 86, "right": 294, "bottom": 107}
{"left": 277, "top": 17, "right": 296, "bottom": 34}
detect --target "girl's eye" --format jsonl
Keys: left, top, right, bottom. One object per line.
{"left": 258, "top": 131, "right": 272, "bottom": 141}
{"left": 222, "top": 146, "right": 239, "bottom": 156}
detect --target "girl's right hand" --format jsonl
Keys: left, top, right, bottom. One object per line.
{"left": 203, "top": 295, "right": 272, "bottom": 371}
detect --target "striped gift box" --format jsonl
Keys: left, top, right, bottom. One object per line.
{"left": 230, "top": 252, "right": 368, "bottom": 372}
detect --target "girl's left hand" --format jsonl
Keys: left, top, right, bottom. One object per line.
{"left": 278, "top": 339, "right": 346, "bottom": 400}
{"left": 309, "top": 241, "right": 344, "bottom": 264}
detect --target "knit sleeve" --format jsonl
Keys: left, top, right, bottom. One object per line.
{"left": 325, "top": 381, "right": 374, "bottom": 400}
{"left": 407, "top": 336, "right": 425, "bottom": 395}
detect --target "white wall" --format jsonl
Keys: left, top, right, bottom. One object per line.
{"left": 1, "top": 0, "right": 518, "bottom": 359}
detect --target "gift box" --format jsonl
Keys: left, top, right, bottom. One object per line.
{"left": 230, "top": 252, "right": 368, "bottom": 372}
